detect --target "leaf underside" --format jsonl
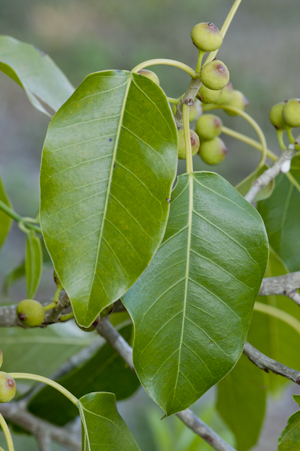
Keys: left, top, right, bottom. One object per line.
{"left": 123, "top": 172, "right": 269, "bottom": 415}
{"left": 40, "top": 70, "right": 178, "bottom": 327}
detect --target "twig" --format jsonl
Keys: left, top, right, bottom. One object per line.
{"left": 97, "top": 318, "right": 237, "bottom": 451}
{"left": 243, "top": 341, "right": 300, "bottom": 384}
{"left": 259, "top": 271, "right": 300, "bottom": 306}
{"left": 244, "top": 147, "right": 297, "bottom": 203}
{"left": 174, "top": 77, "right": 202, "bottom": 128}
{"left": 37, "top": 432, "right": 51, "bottom": 451}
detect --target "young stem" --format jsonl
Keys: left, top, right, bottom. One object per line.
{"left": 0, "top": 413, "right": 14, "bottom": 451}
{"left": 254, "top": 302, "right": 300, "bottom": 336}
{"left": 203, "top": 104, "right": 267, "bottom": 167}
{"left": 207, "top": 0, "right": 243, "bottom": 63}
{"left": 221, "top": 126, "right": 277, "bottom": 161}
{"left": 53, "top": 286, "right": 61, "bottom": 304}
{"left": 168, "top": 97, "right": 180, "bottom": 105}
{"left": 287, "top": 127, "right": 295, "bottom": 144}
{"left": 131, "top": 59, "right": 196, "bottom": 78}
{"left": 44, "top": 301, "right": 57, "bottom": 312}
{"left": 195, "top": 50, "right": 205, "bottom": 74}
{"left": 59, "top": 312, "right": 74, "bottom": 322}
{"left": 183, "top": 104, "right": 193, "bottom": 174}
{"left": 9, "top": 373, "right": 78, "bottom": 406}
{"left": 277, "top": 130, "right": 286, "bottom": 150}
{"left": 0, "top": 200, "right": 42, "bottom": 234}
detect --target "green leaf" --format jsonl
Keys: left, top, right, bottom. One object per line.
{"left": 0, "top": 36, "right": 74, "bottom": 115}
{"left": 0, "top": 323, "right": 96, "bottom": 381}
{"left": 217, "top": 353, "right": 267, "bottom": 451}
{"left": 40, "top": 70, "right": 178, "bottom": 327}
{"left": 123, "top": 172, "right": 268, "bottom": 415}
{"left": 278, "top": 396, "right": 300, "bottom": 450}
{"left": 25, "top": 230, "right": 43, "bottom": 299}
{"left": 79, "top": 392, "right": 140, "bottom": 450}
{"left": 248, "top": 248, "right": 300, "bottom": 393}
{"left": 27, "top": 325, "right": 139, "bottom": 426}
{"left": 2, "top": 261, "right": 25, "bottom": 295}
{"left": 236, "top": 164, "right": 275, "bottom": 201}
{"left": 257, "top": 157, "right": 300, "bottom": 272}
{"left": 0, "top": 176, "right": 12, "bottom": 251}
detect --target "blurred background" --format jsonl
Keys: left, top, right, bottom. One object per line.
{"left": 0, "top": 0, "right": 300, "bottom": 449}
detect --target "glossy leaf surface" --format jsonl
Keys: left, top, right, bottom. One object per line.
{"left": 0, "top": 36, "right": 74, "bottom": 115}
{"left": 236, "top": 164, "right": 275, "bottom": 201}
{"left": 79, "top": 392, "right": 140, "bottom": 450}
{"left": 28, "top": 325, "right": 139, "bottom": 425}
{"left": 40, "top": 70, "right": 178, "bottom": 327}
{"left": 278, "top": 395, "right": 300, "bottom": 450}
{"left": 217, "top": 353, "right": 267, "bottom": 451}
{"left": 25, "top": 230, "right": 43, "bottom": 299}
{"left": 123, "top": 172, "right": 268, "bottom": 415}
{"left": 0, "top": 176, "right": 12, "bottom": 251}
{"left": 258, "top": 157, "right": 300, "bottom": 272}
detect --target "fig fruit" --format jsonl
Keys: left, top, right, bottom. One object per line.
{"left": 199, "top": 137, "right": 227, "bottom": 165}
{"left": 200, "top": 60, "right": 230, "bottom": 91}
{"left": 191, "top": 22, "right": 223, "bottom": 52}
{"left": 0, "top": 372, "right": 16, "bottom": 403}
{"left": 16, "top": 299, "right": 45, "bottom": 327}
{"left": 137, "top": 69, "right": 160, "bottom": 86}
{"left": 282, "top": 99, "right": 300, "bottom": 128}
{"left": 198, "top": 84, "right": 222, "bottom": 104}
{"left": 178, "top": 129, "right": 200, "bottom": 160}
{"left": 196, "top": 114, "right": 223, "bottom": 140}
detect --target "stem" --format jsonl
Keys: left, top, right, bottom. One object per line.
{"left": 195, "top": 50, "right": 205, "bottom": 74}
{"left": 59, "top": 312, "right": 74, "bottom": 322}
{"left": 207, "top": 0, "right": 243, "bottom": 63}
{"left": 0, "top": 413, "right": 14, "bottom": 451}
{"left": 204, "top": 104, "right": 267, "bottom": 167}
{"left": 254, "top": 302, "right": 300, "bottom": 335}
{"left": 53, "top": 287, "right": 61, "bottom": 304}
{"left": 44, "top": 302, "right": 57, "bottom": 312}
{"left": 277, "top": 130, "right": 286, "bottom": 150}
{"left": 183, "top": 104, "right": 193, "bottom": 174}
{"left": 221, "top": 126, "right": 277, "bottom": 161}
{"left": 0, "top": 200, "right": 42, "bottom": 234}
{"left": 287, "top": 127, "right": 296, "bottom": 144}
{"left": 131, "top": 59, "right": 196, "bottom": 78}
{"left": 168, "top": 97, "right": 180, "bottom": 105}
{"left": 9, "top": 373, "right": 78, "bottom": 406}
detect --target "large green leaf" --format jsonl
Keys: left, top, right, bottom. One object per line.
{"left": 40, "top": 70, "right": 178, "bottom": 327}
{"left": 217, "top": 353, "right": 267, "bottom": 451}
{"left": 25, "top": 231, "right": 43, "bottom": 299}
{"left": 79, "top": 392, "right": 140, "bottom": 450}
{"left": 257, "top": 157, "right": 300, "bottom": 272}
{"left": 0, "top": 323, "right": 96, "bottom": 380}
{"left": 0, "top": 36, "right": 74, "bottom": 115}
{"left": 0, "top": 176, "right": 12, "bottom": 251}
{"left": 278, "top": 395, "right": 300, "bottom": 450}
{"left": 248, "top": 248, "right": 300, "bottom": 393}
{"left": 27, "top": 325, "right": 139, "bottom": 425}
{"left": 236, "top": 164, "right": 275, "bottom": 202}
{"left": 123, "top": 172, "right": 268, "bottom": 415}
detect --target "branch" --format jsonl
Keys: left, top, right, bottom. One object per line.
{"left": 97, "top": 318, "right": 237, "bottom": 451}
{"left": 244, "top": 147, "right": 297, "bottom": 203}
{"left": 259, "top": 272, "right": 300, "bottom": 306}
{"left": 243, "top": 341, "right": 300, "bottom": 384}
{"left": 174, "top": 77, "right": 202, "bottom": 128}
{"left": 0, "top": 402, "right": 80, "bottom": 450}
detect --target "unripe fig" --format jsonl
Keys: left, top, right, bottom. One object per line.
{"left": 216, "top": 82, "right": 234, "bottom": 105}
{"left": 198, "top": 84, "right": 222, "bottom": 104}
{"left": 196, "top": 114, "right": 223, "bottom": 140}
{"left": 225, "top": 90, "right": 249, "bottom": 116}
{"left": 282, "top": 99, "right": 300, "bottom": 128}
{"left": 269, "top": 102, "right": 287, "bottom": 130}
{"left": 137, "top": 69, "right": 160, "bottom": 86}
{"left": 178, "top": 129, "right": 200, "bottom": 160}
{"left": 191, "top": 22, "right": 223, "bottom": 52}
{"left": 16, "top": 299, "right": 45, "bottom": 327}
{"left": 200, "top": 60, "right": 230, "bottom": 91}
{"left": 0, "top": 372, "right": 16, "bottom": 403}
{"left": 171, "top": 99, "right": 201, "bottom": 122}
{"left": 199, "top": 137, "right": 227, "bottom": 165}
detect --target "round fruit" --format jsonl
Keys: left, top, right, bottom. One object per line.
{"left": 178, "top": 129, "right": 200, "bottom": 160}
{"left": 16, "top": 299, "right": 45, "bottom": 327}
{"left": 198, "top": 84, "right": 222, "bottom": 104}
{"left": 282, "top": 99, "right": 300, "bottom": 128}
{"left": 269, "top": 102, "right": 287, "bottom": 130}
{"left": 196, "top": 114, "right": 223, "bottom": 140}
{"left": 200, "top": 60, "right": 230, "bottom": 91}
{"left": 0, "top": 372, "right": 16, "bottom": 403}
{"left": 216, "top": 82, "right": 234, "bottom": 105}
{"left": 191, "top": 22, "right": 223, "bottom": 52}
{"left": 225, "top": 90, "right": 249, "bottom": 116}
{"left": 137, "top": 69, "right": 160, "bottom": 86}
{"left": 199, "top": 137, "right": 227, "bottom": 165}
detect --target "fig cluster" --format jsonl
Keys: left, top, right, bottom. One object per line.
{"left": 269, "top": 99, "right": 300, "bottom": 130}
{"left": 196, "top": 114, "right": 227, "bottom": 165}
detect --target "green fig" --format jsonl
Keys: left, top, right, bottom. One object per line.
{"left": 282, "top": 99, "right": 300, "bottom": 128}
{"left": 225, "top": 90, "right": 249, "bottom": 116}
{"left": 137, "top": 69, "right": 160, "bottom": 86}
{"left": 216, "top": 82, "right": 234, "bottom": 104}
{"left": 171, "top": 99, "right": 201, "bottom": 122}
{"left": 0, "top": 372, "right": 16, "bottom": 403}
{"left": 191, "top": 22, "right": 223, "bottom": 52}
{"left": 200, "top": 60, "right": 229, "bottom": 91}
{"left": 178, "top": 129, "right": 200, "bottom": 160}
{"left": 199, "top": 137, "right": 227, "bottom": 165}
{"left": 269, "top": 102, "right": 288, "bottom": 130}
{"left": 196, "top": 114, "right": 223, "bottom": 140}
{"left": 198, "top": 84, "right": 222, "bottom": 104}
{"left": 16, "top": 299, "right": 45, "bottom": 327}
